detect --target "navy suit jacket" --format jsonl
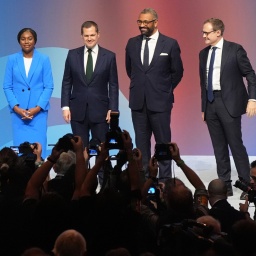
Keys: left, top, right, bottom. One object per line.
{"left": 125, "top": 33, "right": 183, "bottom": 112}
{"left": 61, "top": 46, "right": 119, "bottom": 122}
{"left": 199, "top": 40, "right": 256, "bottom": 117}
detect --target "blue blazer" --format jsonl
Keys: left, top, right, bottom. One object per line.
{"left": 199, "top": 40, "right": 256, "bottom": 117}
{"left": 61, "top": 46, "right": 119, "bottom": 122}
{"left": 3, "top": 49, "right": 54, "bottom": 111}
{"left": 125, "top": 33, "right": 183, "bottom": 112}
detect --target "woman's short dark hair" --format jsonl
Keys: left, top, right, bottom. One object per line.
{"left": 17, "top": 28, "right": 37, "bottom": 44}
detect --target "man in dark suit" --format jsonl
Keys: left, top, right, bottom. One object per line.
{"left": 208, "top": 179, "right": 250, "bottom": 235}
{"left": 61, "top": 21, "right": 119, "bottom": 148}
{"left": 199, "top": 18, "right": 256, "bottom": 197}
{"left": 125, "top": 8, "right": 183, "bottom": 182}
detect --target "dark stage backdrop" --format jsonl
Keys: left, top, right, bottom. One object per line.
{"left": 0, "top": 0, "right": 256, "bottom": 156}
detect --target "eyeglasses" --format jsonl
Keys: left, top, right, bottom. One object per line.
{"left": 201, "top": 30, "right": 215, "bottom": 36}
{"left": 137, "top": 19, "right": 156, "bottom": 26}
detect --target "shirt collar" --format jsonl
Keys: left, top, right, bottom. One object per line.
{"left": 213, "top": 37, "right": 224, "bottom": 50}
{"left": 84, "top": 44, "right": 99, "bottom": 54}
{"left": 144, "top": 30, "right": 159, "bottom": 41}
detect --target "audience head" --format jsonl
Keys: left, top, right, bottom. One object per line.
{"left": 21, "top": 247, "right": 49, "bottom": 256}
{"left": 0, "top": 147, "right": 18, "bottom": 177}
{"left": 163, "top": 178, "right": 194, "bottom": 217}
{"left": 53, "top": 229, "right": 86, "bottom": 256}
{"left": 105, "top": 247, "right": 131, "bottom": 256}
{"left": 250, "top": 160, "right": 256, "bottom": 189}
{"left": 54, "top": 150, "right": 76, "bottom": 175}
{"left": 208, "top": 179, "right": 227, "bottom": 206}
{"left": 231, "top": 219, "right": 256, "bottom": 256}
{"left": 196, "top": 215, "right": 221, "bottom": 235}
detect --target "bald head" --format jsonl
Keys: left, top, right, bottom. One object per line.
{"left": 208, "top": 179, "right": 228, "bottom": 198}
{"left": 197, "top": 215, "right": 221, "bottom": 234}
{"left": 53, "top": 229, "right": 86, "bottom": 256}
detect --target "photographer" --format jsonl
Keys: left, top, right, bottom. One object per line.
{"left": 249, "top": 160, "right": 256, "bottom": 220}
{"left": 208, "top": 179, "right": 251, "bottom": 236}
{"left": 46, "top": 150, "right": 76, "bottom": 201}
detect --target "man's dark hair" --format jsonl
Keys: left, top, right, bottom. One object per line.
{"left": 81, "top": 21, "right": 99, "bottom": 34}
{"left": 251, "top": 160, "right": 256, "bottom": 168}
{"left": 17, "top": 28, "right": 37, "bottom": 44}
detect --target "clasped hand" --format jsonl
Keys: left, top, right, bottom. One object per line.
{"left": 21, "top": 110, "right": 33, "bottom": 120}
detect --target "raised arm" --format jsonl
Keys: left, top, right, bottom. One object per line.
{"left": 170, "top": 142, "right": 205, "bottom": 189}
{"left": 80, "top": 142, "right": 109, "bottom": 197}
{"left": 71, "top": 136, "right": 88, "bottom": 200}
{"left": 24, "top": 146, "right": 62, "bottom": 200}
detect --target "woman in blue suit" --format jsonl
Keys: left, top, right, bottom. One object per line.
{"left": 3, "top": 28, "right": 54, "bottom": 158}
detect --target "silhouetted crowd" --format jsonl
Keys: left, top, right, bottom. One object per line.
{"left": 1, "top": 130, "right": 256, "bottom": 256}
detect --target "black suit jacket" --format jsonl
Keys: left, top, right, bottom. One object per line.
{"left": 125, "top": 33, "right": 183, "bottom": 112}
{"left": 209, "top": 199, "right": 246, "bottom": 234}
{"left": 61, "top": 46, "right": 119, "bottom": 122}
{"left": 199, "top": 40, "right": 256, "bottom": 117}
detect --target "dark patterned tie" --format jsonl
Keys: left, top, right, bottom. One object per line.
{"left": 207, "top": 47, "right": 217, "bottom": 102}
{"left": 86, "top": 49, "right": 93, "bottom": 81}
{"left": 143, "top": 37, "right": 151, "bottom": 68}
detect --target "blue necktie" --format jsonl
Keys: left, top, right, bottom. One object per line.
{"left": 143, "top": 37, "right": 151, "bottom": 68}
{"left": 207, "top": 47, "right": 217, "bottom": 102}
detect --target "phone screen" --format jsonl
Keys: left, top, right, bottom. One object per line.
{"left": 148, "top": 187, "right": 156, "bottom": 194}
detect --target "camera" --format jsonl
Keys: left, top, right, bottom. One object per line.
{"left": 55, "top": 133, "right": 78, "bottom": 152}
{"left": 10, "top": 142, "right": 37, "bottom": 155}
{"left": 234, "top": 178, "right": 256, "bottom": 203}
{"left": 87, "top": 138, "right": 100, "bottom": 157}
{"left": 154, "top": 143, "right": 172, "bottom": 161}
{"left": 10, "top": 142, "right": 37, "bottom": 163}
{"left": 105, "top": 111, "right": 123, "bottom": 150}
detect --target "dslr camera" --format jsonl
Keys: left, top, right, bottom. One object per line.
{"left": 11, "top": 141, "right": 37, "bottom": 155}
{"left": 154, "top": 143, "right": 172, "bottom": 161}
{"left": 234, "top": 178, "right": 256, "bottom": 203}
{"left": 105, "top": 111, "right": 123, "bottom": 150}
{"left": 55, "top": 133, "right": 78, "bottom": 152}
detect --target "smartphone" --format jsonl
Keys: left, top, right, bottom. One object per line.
{"left": 88, "top": 148, "right": 98, "bottom": 156}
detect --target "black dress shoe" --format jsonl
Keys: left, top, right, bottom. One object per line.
{"left": 227, "top": 188, "right": 233, "bottom": 197}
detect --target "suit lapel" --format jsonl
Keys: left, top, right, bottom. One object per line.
{"left": 149, "top": 33, "right": 165, "bottom": 69}
{"left": 17, "top": 51, "right": 29, "bottom": 87}
{"left": 91, "top": 46, "right": 104, "bottom": 84}
{"left": 136, "top": 36, "right": 143, "bottom": 69}
{"left": 27, "top": 49, "right": 40, "bottom": 84}
{"left": 76, "top": 47, "right": 87, "bottom": 85}
{"left": 202, "top": 46, "right": 211, "bottom": 78}
{"left": 221, "top": 40, "right": 231, "bottom": 75}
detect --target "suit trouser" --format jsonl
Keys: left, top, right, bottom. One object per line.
{"left": 71, "top": 110, "right": 109, "bottom": 184}
{"left": 132, "top": 103, "right": 172, "bottom": 182}
{"left": 205, "top": 91, "right": 250, "bottom": 183}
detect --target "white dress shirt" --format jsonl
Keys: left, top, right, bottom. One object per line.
{"left": 206, "top": 37, "right": 223, "bottom": 91}
{"left": 141, "top": 30, "right": 159, "bottom": 66}
{"left": 84, "top": 44, "right": 99, "bottom": 74}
